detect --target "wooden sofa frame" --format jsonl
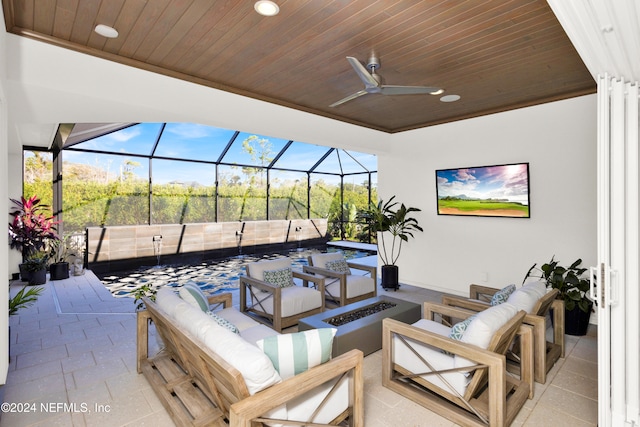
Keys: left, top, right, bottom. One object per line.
{"left": 382, "top": 302, "right": 533, "bottom": 427}
{"left": 304, "top": 259, "right": 377, "bottom": 306}
{"left": 442, "top": 284, "right": 564, "bottom": 384}
{"left": 137, "top": 293, "right": 364, "bottom": 427}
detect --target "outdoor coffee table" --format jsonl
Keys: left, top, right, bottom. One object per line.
{"left": 298, "top": 295, "right": 421, "bottom": 356}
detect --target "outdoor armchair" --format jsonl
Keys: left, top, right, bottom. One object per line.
{"left": 240, "top": 257, "right": 325, "bottom": 332}
{"left": 304, "top": 252, "right": 376, "bottom": 306}
{"left": 442, "top": 282, "right": 564, "bottom": 384}
{"left": 382, "top": 301, "right": 533, "bottom": 427}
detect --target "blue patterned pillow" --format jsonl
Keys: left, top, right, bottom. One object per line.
{"left": 449, "top": 315, "right": 477, "bottom": 341}
{"left": 207, "top": 311, "right": 240, "bottom": 334}
{"left": 490, "top": 284, "right": 516, "bottom": 306}
{"left": 263, "top": 267, "right": 294, "bottom": 288}
{"left": 325, "top": 259, "right": 351, "bottom": 275}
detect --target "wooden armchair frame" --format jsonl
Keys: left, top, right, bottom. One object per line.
{"left": 304, "top": 259, "right": 377, "bottom": 306}
{"left": 382, "top": 302, "right": 533, "bottom": 427}
{"left": 240, "top": 269, "right": 325, "bottom": 332}
{"left": 442, "top": 284, "right": 564, "bottom": 384}
{"left": 138, "top": 294, "right": 364, "bottom": 427}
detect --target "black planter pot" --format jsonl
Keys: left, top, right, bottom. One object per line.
{"left": 381, "top": 265, "right": 399, "bottom": 290}
{"left": 18, "top": 263, "right": 31, "bottom": 282}
{"left": 565, "top": 302, "right": 593, "bottom": 336}
{"left": 50, "top": 262, "right": 70, "bottom": 280}
{"left": 28, "top": 268, "right": 47, "bottom": 286}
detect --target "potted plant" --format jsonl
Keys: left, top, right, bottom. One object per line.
{"left": 8, "top": 195, "right": 59, "bottom": 280}
{"left": 524, "top": 256, "right": 594, "bottom": 336}
{"left": 22, "top": 253, "right": 49, "bottom": 285}
{"left": 358, "top": 196, "right": 423, "bottom": 290}
{"left": 49, "top": 237, "right": 71, "bottom": 280}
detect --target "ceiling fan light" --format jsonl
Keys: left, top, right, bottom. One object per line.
{"left": 430, "top": 89, "right": 444, "bottom": 95}
{"left": 94, "top": 24, "right": 119, "bottom": 38}
{"left": 440, "top": 94, "right": 461, "bottom": 102}
{"left": 255, "top": 1, "right": 279, "bottom": 16}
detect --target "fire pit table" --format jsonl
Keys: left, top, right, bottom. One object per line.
{"left": 298, "top": 295, "right": 421, "bottom": 356}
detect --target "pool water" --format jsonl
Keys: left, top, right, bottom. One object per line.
{"left": 99, "top": 247, "right": 372, "bottom": 298}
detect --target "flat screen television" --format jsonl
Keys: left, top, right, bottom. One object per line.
{"left": 435, "top": 162, "right": 530, "bottom": 218}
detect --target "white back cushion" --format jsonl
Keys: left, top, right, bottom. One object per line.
{"left": 246, "top": 257, "right": 292, "bottom": 280}
{"left": 507, "top": 280, "right": 547, "bottom": 313}
{"left": 461, "top": 302, "right": 518, "bottom": 349}
{"left": 309, "top": 252, "right": 344, "bottom": 269}
{"left": 201, "top": 323, "right": 282, "bottom": 395}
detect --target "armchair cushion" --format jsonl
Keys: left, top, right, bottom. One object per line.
{"left": 393, "top": 319, "right": 470, "bottom": 396}
{"left": 179, "top": 282, "right": 208, "bottom": 311}
{"left": 309, "top": 252, "right": 344, "bottom": 269}
{"left": 252, "top": 285, "right": 323, "bottom": 317}
{"left": 461, "top": 302, "right": 518, "bottom": 349}
{"left": 325, "top": 259, "right": 352, "bottom": 275}
{"left": 326, "top": 274, "right": 374, "bottom": 299}
{"left": 507, "top": 280, "right": 547, "bottom": 313}
{"left": 490, "top": 284, "right": 516, "bottom": 306}
{"left": 246, "top": 257, "right": 292, "bottom": 280}
{"left": 264, "top": 267, "right": 294, "bottom": 288}
{"left": 257, "top": 328, "right": 337, "bottom": 379}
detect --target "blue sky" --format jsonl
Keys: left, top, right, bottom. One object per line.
{"left": 436, "top": 163, "right": 529, "bottom": 204}
{"left": 63, "top": 123, "right": 377, "bottom": 186}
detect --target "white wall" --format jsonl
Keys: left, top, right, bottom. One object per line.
{"left": 382, "top": 95, "right": 597, "bottom": 296}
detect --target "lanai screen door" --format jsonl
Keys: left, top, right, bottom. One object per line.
{"left": 594, "top": 74, "right": 640, "bottom": 427}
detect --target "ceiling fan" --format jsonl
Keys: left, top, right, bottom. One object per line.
{"left": 329, "top": 55, "right": 443, "bottom": 107}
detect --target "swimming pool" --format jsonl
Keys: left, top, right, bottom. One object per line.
{"left": 99, "top": 247, "right": 373, "bottom": 298}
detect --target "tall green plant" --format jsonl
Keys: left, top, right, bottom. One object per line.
{"left": 524, "top": 256, "right": 593, "bottom": 313}
{"left": 358, "top": 196, "right": 423, "bottom": 266}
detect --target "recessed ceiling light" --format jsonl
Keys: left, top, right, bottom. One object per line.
{"left": 255, "top": 1, "right": 279, "bottom": 16}
{"left": 94, "top": 24, "right": 119, "bottom": 38}
{"left": 440, "top": 94, "right": 461, "bottom": 102}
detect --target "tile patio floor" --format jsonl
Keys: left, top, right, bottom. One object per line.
{"left": 1, "top": 271, "right": 598, "bottom": 426}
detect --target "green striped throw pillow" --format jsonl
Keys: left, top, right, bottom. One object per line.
{"left": 179, "top": 282, "right": 209, "bottom": 312}
{"left": 256, "top": 328, "right": 337, "bottom": 379}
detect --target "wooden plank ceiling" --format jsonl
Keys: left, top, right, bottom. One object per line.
{"left": 2, "top": 0, "right": 596, "bottom": 133}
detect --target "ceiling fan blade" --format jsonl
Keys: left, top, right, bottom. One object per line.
{"left": 380, "top": 85, "right": 442, "bottom": 95}
{"left": 346, "top": 57, "right": 379, "bottom": 88}
{"left": 329, "top": 89, "right": 368, "bottom": 107}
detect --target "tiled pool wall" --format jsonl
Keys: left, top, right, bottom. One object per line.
{"left": 87, "top": 219, "right": 329, "bottom": 275}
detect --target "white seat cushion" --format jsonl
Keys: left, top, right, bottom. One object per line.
{"left": 251, "top": 285, "right": 322, "bottom": 317}
{"left": 240, "top": 324, "right": 281, "bottom": 346}
{"left": 216, "top": 307, "right": 261, "bottom": 331}
{"left": 325, "top": 274, "right": 374, "bottom": 299}
{"left": 393, "top": 319, "right": 470, "bottom": 396}
{"left": 285, "top": 375, "right": 349, "bottom": 424}
{"left": 155, "top": 287, "right": 183, "bottom": 317}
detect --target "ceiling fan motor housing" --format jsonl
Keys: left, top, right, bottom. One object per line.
{"left": 366, "top": 55, "right": 380, "bottom": 71}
